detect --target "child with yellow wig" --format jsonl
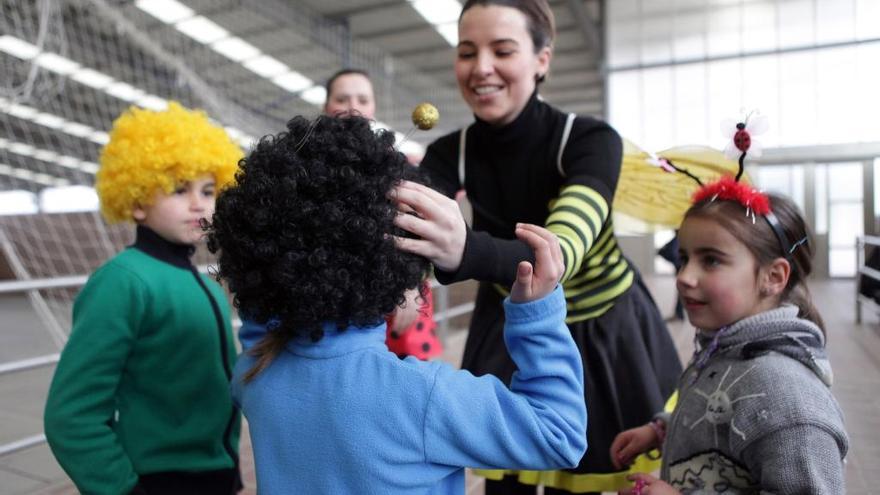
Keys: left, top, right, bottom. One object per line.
{"left": 44, "top": 102, "right": 244, "bottom": 495}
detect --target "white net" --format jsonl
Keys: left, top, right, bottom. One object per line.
{"left": 0, "top": 0, "right": 470, "bottom": 345}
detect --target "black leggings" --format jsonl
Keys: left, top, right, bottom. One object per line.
{"left": 132, "top": 468, "right": 241, "bottom": 495}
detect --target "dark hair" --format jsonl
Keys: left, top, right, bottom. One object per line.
{"left": 684, "top": 193, "right": 825, "bottom": 333}
{"left": 324, "top": 68, "right": 372, "bottom": 99}
{"left": 207, "top": 115, "right": 429, "bottom": 379}
{"left": 461, "top": 0, "right": 556, "bottom": 52}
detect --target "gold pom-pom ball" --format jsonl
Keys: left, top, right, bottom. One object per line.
{"left": 412, "top": 102, "right": 439, "bottom": 130}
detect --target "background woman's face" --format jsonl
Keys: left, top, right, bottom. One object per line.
{"left": 324, "top": 73, "right": 376, "bottom": 120}
{"left": 455, "top": 5, "right": 551, "bottom": 126}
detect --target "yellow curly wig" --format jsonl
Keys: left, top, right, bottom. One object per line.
{"left": 96, "top": 101, "right": 243, "bottom": 223}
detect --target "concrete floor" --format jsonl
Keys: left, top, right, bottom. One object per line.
{"left": 1, "top": 276, "right": 878, "bottom": 494}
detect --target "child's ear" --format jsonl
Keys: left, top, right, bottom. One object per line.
{"left": 132, "top": 204, "right": 147, "bottom": 222}
{"left": 761, "top": 258, "right": 791, "bottom": 298}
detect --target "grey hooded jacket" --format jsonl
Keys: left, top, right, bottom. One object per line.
{"left": 660, "top": 305, "right": 848, "bottom": 494}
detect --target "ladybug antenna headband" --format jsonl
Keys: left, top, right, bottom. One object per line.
{"left": 732, "top": 110, "right": 760, "bottom": 181}
{"left": 661, "top": 113, "right": 807, "bottom": 265}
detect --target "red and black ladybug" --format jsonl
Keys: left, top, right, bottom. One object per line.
{"left": 733, "top": 122, "right": 751, "bottom": 152}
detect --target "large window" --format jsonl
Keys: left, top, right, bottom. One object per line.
{"left": 607, "top": 0, "right": 880, "bottom": 152}
{"left": 753, "top": 165, "right": 806, "bottom": 212}
{"left": 822, "top": 163, "right": 864, "bottom": 277}
{"left": 609, "top": 0, "right": 880, "bottom": 278}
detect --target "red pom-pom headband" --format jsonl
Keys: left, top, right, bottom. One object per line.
{"left": 691, "top": 176, "right": 770, "bottom": 216}
{"left": 657, "top": 114, "right": 807, "bottom": 262}
{"left": 690, "top": 175, "right": 804, "bottom": 262}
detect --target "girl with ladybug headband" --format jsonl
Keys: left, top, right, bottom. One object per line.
{"left": 610, "top": 115, "right": 848, "bottom": 494}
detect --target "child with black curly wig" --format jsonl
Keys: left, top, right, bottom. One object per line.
{"left": 44, "top": 102, "right": 243, "bottom": 495}
{"left": 323, "top": 67, "right": 443, "bottom": 361}
{"left": 207, "top": 115, "right": 588, "bottom": 494}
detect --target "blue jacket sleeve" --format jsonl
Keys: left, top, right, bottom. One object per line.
{"left": 422, "top": 286, "right": 587, "bottom": 469}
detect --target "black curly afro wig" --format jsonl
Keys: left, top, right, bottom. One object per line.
{"left": 208, "top": 115, "right": 429, "bottom": 354}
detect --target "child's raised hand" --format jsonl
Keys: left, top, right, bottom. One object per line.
{"left": 610, "top": 425, "right": 658, "bottom": 470}
{"left": 509, "top": 224, "right": 564, "bottom": 303}
{"left": 618, "top": 473, "right": 680, "bottom": 495}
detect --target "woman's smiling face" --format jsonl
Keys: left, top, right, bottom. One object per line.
{"left": 455, "top": 4, "right": 551, "bottom": 126}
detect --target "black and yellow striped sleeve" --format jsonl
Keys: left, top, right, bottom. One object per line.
{"left": 545, "top": 184, "right": 609, "bottom": 282}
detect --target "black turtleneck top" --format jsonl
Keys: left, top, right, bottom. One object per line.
{"left": 132, "top": 224, "right": 196, "bottom": 269}
{"left": 421, "top": 92, "right": 633, "bottom": 321}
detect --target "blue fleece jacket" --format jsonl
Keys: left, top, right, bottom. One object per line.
{"left": 232, "top": 286, "right": 586, "bottom": 494}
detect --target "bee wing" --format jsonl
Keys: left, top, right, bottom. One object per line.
{"left": 614, "top": 142, "right": 743, "bottom": 231}
{"left": 662, "top": 146, "right": 745, "bottom": 182}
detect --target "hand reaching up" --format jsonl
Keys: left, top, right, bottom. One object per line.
{"left": 509, "top": 223, "right": 564, "bottom": 303}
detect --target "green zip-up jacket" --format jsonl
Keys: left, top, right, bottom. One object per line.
{"left": 44, "top": 226, "right": 240, "bottom": 495}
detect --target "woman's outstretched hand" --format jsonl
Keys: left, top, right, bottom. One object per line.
{"left": 509, "top": 223, "right": 564, "bottom": 303}
{"left": 391, "top": 181, "right": 467, "bottom": 272}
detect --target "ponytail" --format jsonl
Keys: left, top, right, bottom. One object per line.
{"left": 785, "top": 282, "right": 825, "bottom": 335}
{"left": 242, "top": 320, "right": 329, "bottom": 382}
{"left": 771, "top": 194, "right": 825, "bottom": 337}
{"left": 242, "top": 331, "right": 287, "bottom": 382}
